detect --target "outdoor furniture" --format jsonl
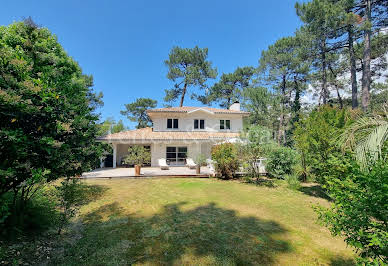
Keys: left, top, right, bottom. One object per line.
{"left": 158, "top": 158, "right": 169, "bottom": 170}
{"left": 186, "top": 158, "right": 197, "bottom": 169}
{"left": 206, "top": 159, "right": 215, "bottom": 172}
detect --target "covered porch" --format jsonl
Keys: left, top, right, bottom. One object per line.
{"left": 96, "top": 127, "right": 241, "bottom": 169}
{"left": 110, "top": 141, "right": 213, "bottom": 168}
{"left": 82, "top": 166, "right": 213, "bottom": 178}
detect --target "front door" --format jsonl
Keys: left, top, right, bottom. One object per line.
{"left": 166, "top": 146, "right": 187, "bottom": 166}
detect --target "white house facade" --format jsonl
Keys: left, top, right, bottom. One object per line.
{"left": 97, "top": 103, "right": 249, "bottom": 168}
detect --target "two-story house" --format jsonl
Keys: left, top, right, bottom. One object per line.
{"left": 98, "top": 102, "right": 249, "bottom": 168}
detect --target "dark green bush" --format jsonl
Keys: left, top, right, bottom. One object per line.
{"left": 293, "top": 106, "right": 354, "bottom": 184}
{"left": 266, "top": 145, "right": 300, "bottom": 179}
{"left": 211, "top": 143, "right": 240, "bottom": 179}
{"left": 315, "top": 155, "right": 388, "bottom": 264}
{"left": 1, "top": 188, "right": 58, "bottom": 238}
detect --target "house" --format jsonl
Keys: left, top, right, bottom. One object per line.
{"left": 97, "top": 102, "right": 249, "bottom": 168}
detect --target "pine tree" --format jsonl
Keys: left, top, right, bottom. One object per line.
{"left": 164, "top": 46, "right": 217, "bottom": 107}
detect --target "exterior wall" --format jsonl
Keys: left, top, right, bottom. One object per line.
{"left": 151, "top": 111, "right": 243, "bottom": 133}
{"left": 150, "top": 141, "right": 214, "bottom": 167}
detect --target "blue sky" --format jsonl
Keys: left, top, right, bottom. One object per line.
{"left": 2, "top": 0, "right": 303, "bottom": 129}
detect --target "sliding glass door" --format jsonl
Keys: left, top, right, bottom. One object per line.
{"left": 166, "top": 146, "right": 187, "bottom": 166}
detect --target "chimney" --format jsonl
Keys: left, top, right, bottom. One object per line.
{"left": 229, "top": 101, "right": 240, "bottom": 111}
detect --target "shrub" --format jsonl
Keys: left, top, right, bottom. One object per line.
{"left": 123, "top": 146, "right": 151, "bottom": 166}
{"left": 54, "top": 178, "right": 86, "bottom": 235}
{"left": 194, "top": 154, "right": 207, "bottom": 166}
{"left": 315, "top": 155, "right": 388, "bottom": 264}
{"left": 211, "top": 143, "right": 239, "bottom": 179}
{"left": 293, "top": 106, "right": 354, "bottom": 184}
{"left": 1, "top": 188, "right": 58, "bottom": 238}
{"left": 284, "top": 175, "right": 301, "bottom": 190}
{"left": 266, "top": 145, "right": 299, "bottom": 179}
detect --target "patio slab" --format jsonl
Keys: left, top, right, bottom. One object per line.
{"left": 82, "top": 166, "right": 213, "bottom": 178}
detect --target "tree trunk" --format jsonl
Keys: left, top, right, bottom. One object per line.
{"left": 335, "top": 85, "right": 343, "bottom": 109}
{"left": 321, "top": 40, "right": 328, "bottom": 105}
{"left": 328, "top": 65, "right": 343, "bottom": 109}
{"left": 348, "top": 25, "right": 358, "bottom": 109}
{"left": 277, "top": 75, "right": 286, "bottom": 145}
{"left": 179, "top": 83, "right": 187, "bottom": 107}
{"left": 361, "top": 0, "right": 371, "bottom": 112}
{"left": 293, "top": 76, "right": 301, "bottom": 113}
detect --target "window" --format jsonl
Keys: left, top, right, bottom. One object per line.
{"left": 166, "top": 146, "right": 187, "bottom": 165}
{"left": 226, "top": 120, "right": 230, "bottom": 129}
{"left": 167, "top": 118, "right": 178, "bottom": 129}
{"left": 194, "top": 119, "right": 205, "bottom": 129}
{"left": 220, "top": 120, "right": 230, "bottom": 130}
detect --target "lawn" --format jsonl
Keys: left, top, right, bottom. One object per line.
{"left": 53, "top": 178, "right": 355, "bottom": 265}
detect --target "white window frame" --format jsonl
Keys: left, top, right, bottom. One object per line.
{"left": 167, "top": 118, "right": 179, "bottom": 129}
{"left": 194, "top": 119, "right": 205, "bottom": 130}
{"left": 220, "top": 119, "right": 231, "bottom": 130}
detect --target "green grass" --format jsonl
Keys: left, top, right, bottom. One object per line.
{"left": 53, "top": 178, "right": 355, "bottom": 265}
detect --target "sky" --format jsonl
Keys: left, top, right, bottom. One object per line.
{"left": 1, "top": 0, "right": 304, "bottom": 129}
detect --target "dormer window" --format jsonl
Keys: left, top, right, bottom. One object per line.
{"left": 220, "top": 120, "right": 230, "bottom": 130}
{"left": 194, "top": 119, "right": 205, "bottom": 129}
{"left": 167, "top": 118, "right": 178, "bottom": 129}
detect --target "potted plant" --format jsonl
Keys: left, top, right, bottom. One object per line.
{"left": 123, "top": 146, "right": 151, "bottom": 176}
{"left": 194, "top": 154, "right": 207, "bottom": 174}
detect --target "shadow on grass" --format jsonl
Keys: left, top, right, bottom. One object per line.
{"left": 298, "top": 185, "right": 332, "bottom": 201}
{"left": 241, "top": 176, "right": 277, "bottom": 188}
{"left": 0, "top": 182, "right": 109, "bottom": 265}
{"left": 57, "top": 202, "right": 292, "bottom": 265}
{"left": 78, "top": 182, "right": 109, "bottom": 205}
{"left": 329, "top": 255, "right": 356, "bottom": 266}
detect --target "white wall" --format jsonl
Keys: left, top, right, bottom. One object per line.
{"left": 151, "top": 111, "right": 243, "bottom": 133}
{"left": 150, "top": 141, "right": 213, "bottom": 167}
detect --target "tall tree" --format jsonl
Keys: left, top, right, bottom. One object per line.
{"left": 121, "top": 98, "right": 157, "bottom": 129}
{"left": 202, "top": 66, "right": 255, "bottom": 108}
{"left": 357, "top": 0, "right": 388, "bottom": 111}
{"left": 98, "top": 117, "right": 127, "bottom": 136}
{"left": 0, "top": 21, "right": 102, "bottom": 200}
{"left": 243, "top": 86, "right": 278, "bottom": 131}
{"left": 361, "top": 0, "right": 372, "bottom": 111}
{"left": 164, "top": 46, "right": 217, "bottom": 107}
{"left": 296, "top": 0, "right": 344, "bottom": 105}
{"left": 258, "top": 35, "right": 310, "bottom": 145}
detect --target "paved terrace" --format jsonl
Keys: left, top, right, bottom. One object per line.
{"left": 82, "top": 166, "right": 213, "bottom": 178}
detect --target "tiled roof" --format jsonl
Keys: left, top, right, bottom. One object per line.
{"left": 97, "top": 127, "right": 240, "bottom": 141}
{"left": 147, "top": 106, "right": 249, "bottom": 115}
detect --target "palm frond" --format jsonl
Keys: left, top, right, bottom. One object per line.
{"left": 340, "top": 110, "right": 388, "bottom": 166}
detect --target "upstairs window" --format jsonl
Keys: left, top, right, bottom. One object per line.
{"left": 194, "top": 119, "right": 205, "bottom": 129}
{"left": 220, "top": 120, "right": 231, "bottom": 130}
{"left": 167, "top": 118, "right": 178, "bottom": 129}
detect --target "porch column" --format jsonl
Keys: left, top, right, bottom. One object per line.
{"left": 112, "top": 143, "right": 117, "bottom": 168}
